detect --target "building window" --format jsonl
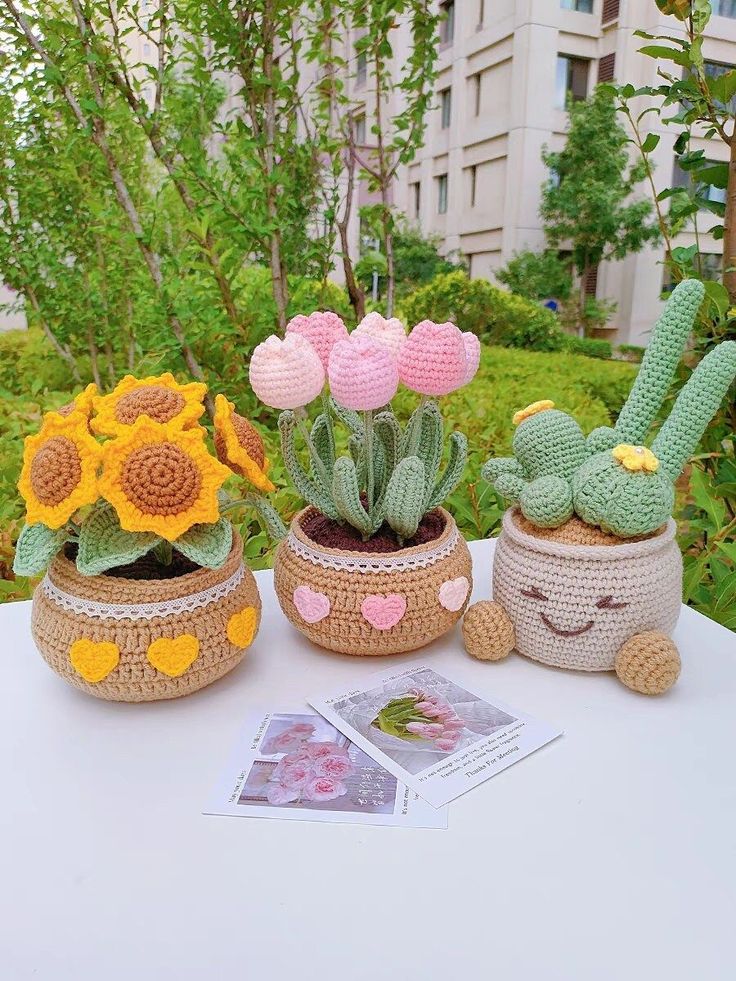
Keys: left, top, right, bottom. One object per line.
{"left": 705, "top": 61, "right": 736, "bottom": 113}
{"left": 356, "top": 48, "right": 367, "bottom": 87}
{"left": 598, "top": 53, "right": 616, "bottom": 83}
{"left": 354, "top": 113, "right": 366, "bottom": 145}
{"left": 561, "top": 0, "right": 593, "bottom": 11}
{"left": 440, "top": 88, "right": 452, "bottom": 129}
{"left": 712, "top": 1, "right": 736, "bottom": 18}
{"left": 468, "top": 165, "right": 477, "bottom": 207}
{"left": 437, "top": 174, "right": 448, "bottom": 214}
{"left": 440, "top": 1, "right": 455, "bottom": 45}
{"left": 556, "top": 55, "right": 589, "bottom": 108}
{"left": 602, "top": 0, "right": 620, "bottom": 21}
{"left": 411, "top": 181, "right": 421, "bottom": 217}
{"left": 471, "top": 73, "right": 482, "bottom": 116}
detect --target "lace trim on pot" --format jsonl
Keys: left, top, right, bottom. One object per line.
{"left": 286, "top": 525, "right": 460, "bottom": 573}
{"left": 40, "top": 563, "right": 247, "bottom": 621}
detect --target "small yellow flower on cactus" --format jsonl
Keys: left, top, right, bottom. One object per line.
{"left": 512, "top": 400, "right": 555, "bottom": 426}
{"left": 611, "top": 444, "right": 659, "bottom": 474}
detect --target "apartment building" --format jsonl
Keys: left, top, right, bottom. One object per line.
{"left": 380, "top": 0, "right": 736, "bottom": 345}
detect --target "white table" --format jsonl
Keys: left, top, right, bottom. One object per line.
{"left": 1, "top": 539, "right": 734, "bottom": 981}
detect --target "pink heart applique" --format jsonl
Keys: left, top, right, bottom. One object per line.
{"left": 438, "top": 576, "right": 470, "bottom": 612}
{"left": 293, "top": 585, "right": 331, "bottom": 624}
{"left": 361, "top": 593, "right": 407, "bottom": 631}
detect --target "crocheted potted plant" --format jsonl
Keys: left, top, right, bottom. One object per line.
{"left": 462, "top": 279, "right": 736, "bottom": 695}
{"left": 249, "top": 311, "right": 477, "bottom": 656}
{"left": 14, "top": 374, "right": 283, "bottom": 701}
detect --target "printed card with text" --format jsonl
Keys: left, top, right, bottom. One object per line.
{"left": 309, "top": 665, "right": 562, "bottom": 808}
{"left": 204, "top": 710, "right": 447, "bottom": 828}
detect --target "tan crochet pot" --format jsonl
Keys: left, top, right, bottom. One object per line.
{"left": 492, "top": 509, "right": 682, "bottom": 672}
{"left": 31, "top": 528, "right": 261, "bottom": 701}
{"left": 273, "top": 507, "right": 472, "bottom": 656}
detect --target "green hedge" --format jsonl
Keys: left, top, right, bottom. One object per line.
{"left": 566, "top": 337, "right": 612, "bottom": 359}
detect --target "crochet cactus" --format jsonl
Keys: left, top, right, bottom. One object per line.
{"left": 481, "top": 279, "right": 736, "bottom": 538}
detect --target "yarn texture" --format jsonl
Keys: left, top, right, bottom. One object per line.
{"left": 249, "top": 333, "right": 325, "bottom": 410}
{"left": 328, "top": 334, "right": 399, "bottom": 410}
{"left": 397, "top": 320, "right": 472, "bottom": 396}
{"left": 31, "top": 528, "right": 261, "bottom": 701}
{"left": 274, "top": 507, "right": 472, "bottom": 655}
{"left": 462, "top": 601, "right": 515, "bottom": 661}
{"left": 286, "top": 311, "right": 349, "bottom": 369}
{"left": 614, "top": 631, "right": 681, "bottom": 695}
{"left": 92, "top": 372, "right": 206, "bottom": 436}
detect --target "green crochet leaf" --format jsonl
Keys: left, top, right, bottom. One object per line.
{"left": 332, "top": 456, "right": 374, "bottom": 537}
{"left": 329, "top": 398, "right": 364, "bottom": 435}
{"left": 311, "top": 412, "right": 336, "bottom": 474}
{"left": 174, "top": 518, "right": 233, "bottom": 569}
{"left": 428, "top": 432, "right": 468, "bottom": 510}
{"left": 348, "top": 432, "right": 366, "bottom": 485}
{"left": 384, "top": 455, "right": 426, "bottom": 541}
{"left": 279, "top": 410, "right": 339, "bottom": 520}
{"left": 13, "top": 523, "right": 68, "bottom": 577}
{"left": 76, "top": 504, "right": 160, "bottom": 576}
{"left": 245, "top": 493, "right": 287, "bottom": 542}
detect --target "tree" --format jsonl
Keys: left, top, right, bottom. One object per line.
{"left": 541, "top": 85, "right": 660, "bottom": 333}
{"left": 496, "top": 250, "right": 572, "bottom": 303}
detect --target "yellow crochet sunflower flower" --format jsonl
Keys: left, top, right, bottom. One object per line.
{"left": 55, "top": 382, "right": 98, "bottom": 421}
{"left": 513, "top": 399, "right": 555, "bottom": 426}
{"left": 18, "top": 411, "right": 102, "bottom": 529}
{"left": 213, "top": 394, "right": 275, "bottom": 493}
{"left": 612, "top": 443, "right": 659, "bottom": 473}
{"left": 92, "top": 373, "right": 206, "bottom": 437}
{"left": 98, "top": 418, "right": 231, "bottom": 541}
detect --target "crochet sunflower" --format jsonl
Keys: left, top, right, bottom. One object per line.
{"left": 98, "top": 417, "right": 231, "bottom": 541}
{"left": 18, "top": 410, "right": 102, "bottom": 529}
{"left": 213, "top": 394, "right": 275, "bottom": 493}
{"left": 92, "top": 372, "right": 206, "bottom": 437}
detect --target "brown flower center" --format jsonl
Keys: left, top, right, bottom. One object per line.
{"left": 115, "top": 385, "right": 186, "bottom": 425}
{"left": 232, "top": 414, "right": 265, "bottom": 468}
{"left": 30, "top": 436, "right": 82, "bottom": 506}
{"left": 120, "top": 443, "right": 202, "bottom": 515}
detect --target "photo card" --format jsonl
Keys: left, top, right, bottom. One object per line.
{"left": 309, "top": 665, "right": 562, "bottom": 808}
{"left": 204, "top": 710, "right": 447, "bottom": 828}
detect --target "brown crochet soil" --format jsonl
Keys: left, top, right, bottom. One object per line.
{"left": 64, "top": 543, "right": 200, "bottom": 580}
{"left": 513, "top": 512, "right": 660, "bottom": 547}
{"left": 301, "top": 507, "right": 446, "bottom": 553}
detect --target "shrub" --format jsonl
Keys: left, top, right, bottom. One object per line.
{"left": 496, "top": 250, "right": 572, "bottom": 302}
{"left": 398, "top": 271, "right": 567, "bottom": 351}
{"left": 565, "top": 336, "right": 612, "bottom": 359}
{"left": 617, "top": 343, "right": 645, "bottom": 363}
{"left": 0, "top": 328, "right": 74, "bottom": 398}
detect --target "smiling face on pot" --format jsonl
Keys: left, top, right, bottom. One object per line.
{"left": 492, "top": 525, "right": 683, "bottom": 672}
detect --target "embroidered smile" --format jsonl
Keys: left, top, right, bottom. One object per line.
{"left": 520, "top": 590, "right": 628, "bottom": 638}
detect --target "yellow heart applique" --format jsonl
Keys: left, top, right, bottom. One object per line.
{"left": 69, "top": 639, "right": 120, "bottom": 683}
{"left": 147, "top": 635, "right": 200, "bottom": 677}
{"left": 226, "top": 607, "right": 258, "bottom": 648}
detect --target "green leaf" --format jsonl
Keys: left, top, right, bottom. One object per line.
{"left": 641, "top": 133, "right": 660, "bottom": 153}
{"left": 689, "top": 466, "right": 726, "bottom": 532}
{"left": 13, "top": 523, "right": 68, "bottom": 577}
{"left": 332, "top": 456, "right": 373, "bottom": 537}
{"left": 703, "top": 280, "right": 730, "bottom": 319}
{"left": 383, "top": 455, "right": 426, "bottom": 541}
{"left": 77, "top": 504, "right": 160, "bottom": 576}
{"left": 638, "top": 45, "right": 690, "bottom": 67}
{"left": 428, "top": 431, "right": 468, "bottom": 510}
{"left": 174, "top": 518, "right": 233, "bottom": 569}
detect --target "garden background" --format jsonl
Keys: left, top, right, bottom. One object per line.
{"left": 0, "top": 1, "right": 734, "bottom": 629}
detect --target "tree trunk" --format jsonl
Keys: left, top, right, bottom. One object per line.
{"left": 86, "top": 324, "right": 102, "bottom": 389}
{"left": 25, "top": 286, "right": 82, "bottom": 384}
{"left": 578, "top": 260, "right": 589, "bottom": 338}
{"left": 723, "top": 130, "right": 736, "bottom": 303}
{"left": 381, "top": 191, "right": 395, "bottom": 317}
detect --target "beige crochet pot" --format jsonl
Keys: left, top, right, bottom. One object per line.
{"left": 273, "top": 507, "right": 472, "bottom": 656}
{"left": 31, "top": 528, "right": 261, "bottom": 701}
{"left": 463, "top": 508, "right": 682, "bottom": 693}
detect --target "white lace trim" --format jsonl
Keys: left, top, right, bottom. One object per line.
{"left": 41, "top": 563, "right": 247, "bottom": 621}
{"left": 286, "top": 525, "right": 460, "bottom": 573}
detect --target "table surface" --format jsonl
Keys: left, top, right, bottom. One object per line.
{"left": 1, "top": 538, "right": 734, "bottom": 981}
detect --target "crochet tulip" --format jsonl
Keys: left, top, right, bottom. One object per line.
{"left": 286, "top": 311, "right": 349, "bottom": 370}
{"left": 462, "top": 332, "right": 481, "bottom": 384}
{"left": 328, "top": 334, "right": 399, "bottom": 410}
{"left": 249, "top": 333, "right": 325, "bottom": 410}
{"left": 397, "top": 320, "right": 469, "bottom": 396}
{"left": 353, "top": 312, "right": 407, "bottom": 360}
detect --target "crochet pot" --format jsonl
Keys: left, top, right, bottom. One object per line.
{"left": 463, "top": 509, "right": 683, "bottom": 693}
{"left": 31, "top": 528, "right": 261, "bottom": 702}
{"left": 273, "top": 507, "right": 472, "bottom": 656}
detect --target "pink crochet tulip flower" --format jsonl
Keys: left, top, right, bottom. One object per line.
{"left": 462, "top": 331, "right": 481, "bottom": 384}
{"left": 328, "top": 334, "right": 399, "bottom": 410}
{"left": 249, "top": 333, "right": 325, "bottom": 410}
{"left": 353, "top": 312, "right": 407, "bottom": 361}
{"left": 398, "top": 320, "right": 471, "bottom": 396}
{"left": 286, "top": 311, "right": 349, "bottom": 370}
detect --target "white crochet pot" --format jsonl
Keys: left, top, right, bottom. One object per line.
{"left": 492, "top": 509, "right": 682, "bottom": 672}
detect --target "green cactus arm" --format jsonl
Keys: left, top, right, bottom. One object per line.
{"left": 332, "top": 456, "right": 375, "bottom": 537}
{"left": 586, "top": 426, "right": 618, "bottom": 454}
{"left": 481, "top": 457, "right": 524, "bottom": 482}
{"left": 651, "top": 340, "right": 736, "bottom": 481}
{"left": 494, "top": 473, "right": 526, "bottom": 503}
{"left": 519, "top": 475, "right": 573, "bottom": 528}
{"left": 384, "top": 455, "right": 426, "bottom": 541}
{"left": 614, "top": 279, "right": 704, "bottom": 444}
{"left": 278, "top": 411, "right": 339, "bottom": 520}
{"left": 427, "top": 431, "right": 468, "bottom": 510}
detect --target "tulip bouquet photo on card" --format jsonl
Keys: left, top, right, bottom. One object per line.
{"left": 248, "top": 311, "right": 478, "bottom": 656}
